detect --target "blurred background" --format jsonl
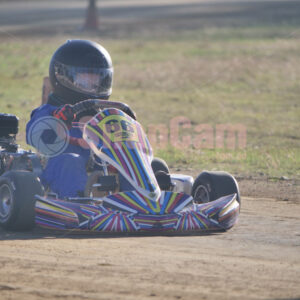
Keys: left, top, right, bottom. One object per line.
{"left": 0, "top": 0, "right": 299, "bottom": 180}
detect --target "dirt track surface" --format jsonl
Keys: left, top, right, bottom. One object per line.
{"left": 0, "top": 196, "right": 299, "bottom": 300}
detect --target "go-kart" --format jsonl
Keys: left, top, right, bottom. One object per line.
{"left": 0, "top": 100, "right": 240, "bottom": 234}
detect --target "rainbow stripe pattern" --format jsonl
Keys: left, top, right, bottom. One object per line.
{"left": 83, "top": 109, "right": 159, "bottom": 200}
{"left": 35, "top": 192, "right": 239, "bottom": 233}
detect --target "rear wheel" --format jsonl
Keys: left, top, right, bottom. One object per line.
{"left": 192, "top": 171, "right": 240, "bottom": 204}
{"left": 0, "top": 171, "right": 44, "bottom": 231}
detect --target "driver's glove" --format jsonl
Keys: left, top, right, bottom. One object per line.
{"left": 53, "top": 104, "right": 76, "bottom": 127}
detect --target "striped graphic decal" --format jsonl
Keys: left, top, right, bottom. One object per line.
{"left": 35, "top": 197, "right": 107, "bottom": 230}
{"left": 175, "top": 211, "right": 213, "bottom": 231}
{"left": 35, "top": 198, "right": 79, "bottom": 230}
{"left": 90, "top": 211, "right": 138, "bottom": 232}
{"left": 133, "top": 214, "right": 179, "bottom": 231}
{"left": 196, "top": 194, "right": 239, "bottom": 218}
{"left": 175, "top": 194, "right": 240, "bottom": 231}
{"left": 35, "top": 193, "right": 239, "bottom": 232}
{"left": 84, "top": 109, "right": 158, "bottom": 195}
{"left": 103, "top": 191, "right": 193, "bottom": 215}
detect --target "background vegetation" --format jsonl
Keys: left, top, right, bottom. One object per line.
{"left": 0, "top": 1, "right": 299, "bottom": 179}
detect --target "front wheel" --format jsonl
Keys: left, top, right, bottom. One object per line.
{"left": 0, "top": 171, "right": 44, "bottom": 231}
{"left": 151, "top": 157, "right": 169, "bottom": 174}
{"left": 192, "top": 171, "right": 240, "bottom": 205}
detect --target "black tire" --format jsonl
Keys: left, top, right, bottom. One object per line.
{"left": 151, "top": 157, "right": 169, "bottom": 174}
{"left": 0, "top": 171, "right": 44, "bottom": 231}
{"left": 192, "top": 171, "right": 240, "bottom": 205}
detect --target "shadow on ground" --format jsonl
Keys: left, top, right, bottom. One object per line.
{"left": 0, "top": 227, "right": 224, "bottom": 240}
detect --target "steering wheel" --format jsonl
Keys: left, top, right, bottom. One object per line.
{"left": 72, "top": 99, "right": 136, "bottom": 120}
{"left": 68, "top": 99, "right": 136, "bottom": 149}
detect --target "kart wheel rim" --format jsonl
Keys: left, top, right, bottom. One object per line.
{"left": 0, "top": 184, "right": 13, "bottom": 220}
{"left": 194, "top": 185, "right": 210, "bottom": 203}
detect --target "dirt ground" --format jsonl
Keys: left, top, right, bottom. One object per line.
{"left": 0, "top": 190, "right": 299, "bottom": 300}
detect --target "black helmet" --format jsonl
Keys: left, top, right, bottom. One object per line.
{"left": 49, "top": 39, "right": 113, "bottom": 105}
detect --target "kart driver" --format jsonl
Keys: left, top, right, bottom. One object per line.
{"left": 26, "top": 39, "right": 135, "bottom": 198}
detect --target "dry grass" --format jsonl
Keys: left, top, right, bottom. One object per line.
{"left": 0, "top": 7, "right": 299, "bottom": 179}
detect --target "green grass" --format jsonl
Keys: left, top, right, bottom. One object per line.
{"left": 0, "top": 26, "right": 299, "bottom": 179}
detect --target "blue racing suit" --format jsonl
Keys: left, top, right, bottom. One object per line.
{"left": 26, "top": 104, "right": 90, "bottom": 198}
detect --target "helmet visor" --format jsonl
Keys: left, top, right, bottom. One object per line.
{"left": 54, "top": 61, "right": 113, "bottom": 97}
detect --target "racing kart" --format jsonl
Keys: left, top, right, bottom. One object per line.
{"left": 0, "top": 100, "right": 240, "bottom": 234}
